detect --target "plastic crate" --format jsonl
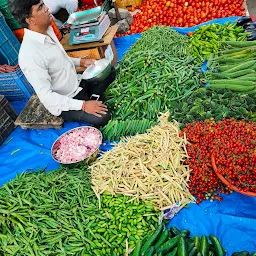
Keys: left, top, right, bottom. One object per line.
{"left": 0, "top": 67, "right": 34, "bottom": 101}
{"left": 0, "top": 11, "right": 20, "bottom": 65}
{"left": 116, "top": 0, "right": 142, "bottom": 9}
{"left": 0, "top": 0, "right": 22, "bottom": 30}
{"left": 0, "top": 95, "right": 17, "bottom": 145}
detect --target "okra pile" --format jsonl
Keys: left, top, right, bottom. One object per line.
{"left": 105, "top": 50, "right": 205, "bottom": 121}
{"left": 0, "top": 166, "right": 159, "bottom": 255}
{"left": 105, "top": 26, "right": 207, "bottom": 122}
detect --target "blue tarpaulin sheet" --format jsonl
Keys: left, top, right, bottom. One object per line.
{"left": 0, "top": 16, "right": 255, "bottom": 254}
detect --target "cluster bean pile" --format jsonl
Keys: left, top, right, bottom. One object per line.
{"left": 129, "top": 26, "right": 190, "bottom": 57}
{"left": 91, "top": 113, "right": 195, "bottom": 210}
{"left": 0, "top": 167, "right": 159, "bottom": 255}
{"left": 181, "top": 119, "right": 256, "bottom": 203}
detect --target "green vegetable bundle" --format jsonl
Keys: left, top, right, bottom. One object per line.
{"left": 189, "top": 22, "right": 249, "bottom": 61}
{"left": 206, "top": 41, "right": 256, "bottom": 95}
{"left": 0, "top": 166, "right": 159, "bottom": 255}
{"left": 129, "top": 26, "right": 190, "bottom": 58}
{"left": 170, "top": 88, "right": 256, "bottom": 126}
{"left": 130, "top": 225, "right": 226, "bottom": 256}
{"left": 232, "top": 251, "right": 256, "bottom": 256}
{"left": 105, "top": 50, "right": 204, "bottom": 121}
{"left": 100, "top": 119, "right": 155, "bottom": 142}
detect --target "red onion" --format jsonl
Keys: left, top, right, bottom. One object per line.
{"left": 52, "top": 127, "right": 102, "bottom": 164}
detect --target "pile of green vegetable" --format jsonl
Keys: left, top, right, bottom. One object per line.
{"left": 206, "top": 41, "right": 256, "bottom": 95}
{"left": 0, "top": 166, "right": 159, "bottom": 255}
{"left": 130, "top": 225, "right": 226, "bottom": 256}
{"left": 232, "top": 251, "right": 256, "bottom": 256}
{"left": 189, "top": 22, "right": 249, "bottom": 61}
{"left": 129, "top": 26, "right": 190, "bottom": 57}
{"left": 170, "top": 88, "right": 256, "bottom": 126}
{"left": 105, "top": 26, "right": 207, "bottom": 122}
{"left": 105, "top": 50, "right": 204, "bottom": 121}
{"left": 100, "top": 119, "right": 155, "bottom": 141}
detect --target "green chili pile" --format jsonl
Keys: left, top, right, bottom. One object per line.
{"left": 189, "top": 22, "right": 249, "bottom": 61}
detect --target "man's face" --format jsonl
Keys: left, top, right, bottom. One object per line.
{"left": 29, "top": 1, "right": 52, "bottom": 28}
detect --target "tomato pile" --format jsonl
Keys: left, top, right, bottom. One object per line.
{"left": 181, "top": 118, "right": 256, "bottom": 204}
{"left": 123, "top": 0, "right": 246, "bottom": 35}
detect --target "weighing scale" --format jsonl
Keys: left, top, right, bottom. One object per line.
{"left": 66, "top": 7, "right": 111, "bottom": 45}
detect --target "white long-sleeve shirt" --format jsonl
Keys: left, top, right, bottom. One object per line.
{"left": 43, "top": 0, "right": 78, "bottom": 15}
{"left": 19, "top": 26, "right": 84, "bottom": 116}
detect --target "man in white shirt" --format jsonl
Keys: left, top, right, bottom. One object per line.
{"left": 43, "top": 0, "right": 78, "bottom": 27}
{"left": 12, "top": 0, "right": 114, "bottom": 127}
{"left": 43, "top": 0, "right": 78, "bottom": 16}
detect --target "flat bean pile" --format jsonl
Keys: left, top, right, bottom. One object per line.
{"left": 91, "top": 113, "right": 195, "bottom": 210}
{"left": 105, "top": 50, "right": 204, "bottom": 121}
{"left": 128, "top": 26, "right": 190, "bottom": 58}
{"left": 0, "top": 166, "right": 159, "bottom": 256}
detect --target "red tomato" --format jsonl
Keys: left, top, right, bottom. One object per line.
{"left": 124, "top": 0, "right": 245, "bottom": 35}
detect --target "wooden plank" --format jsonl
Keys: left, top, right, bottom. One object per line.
{"left": 15, "top": 94, "right": 64, "bottom": 130}
{"left": 67, "top": 49, "right": 101, "bottom": 59}
{"left": 61, "top": 25, "right": 119, "bottom": 51}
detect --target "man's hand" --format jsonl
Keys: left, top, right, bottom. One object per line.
{"left": 82, "top": 100, "right": 108, "bottom": 117}
{"left": 0, "top": 64, "right": 19, "bottom": 73}
{"left": 80, "top": 59, "right": 96, "bottom": 68}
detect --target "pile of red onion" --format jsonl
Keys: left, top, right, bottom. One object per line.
{"left": 52, "top": 127, "right": 102, "bottom": 164}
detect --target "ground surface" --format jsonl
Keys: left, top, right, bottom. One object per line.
{"left": 247, "top": 0, "right": 256, "bottom": 15}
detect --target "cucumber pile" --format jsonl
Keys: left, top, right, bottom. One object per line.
{"left": 232, "top": 252, "right": 256, "bottom": 256}
{"left": 207, "top": 41, "right": 256, "bottom": 95}
{"left": 130, "top": 225, "right": 226, "bottom": 256}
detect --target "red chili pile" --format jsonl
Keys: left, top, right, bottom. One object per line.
{"left": 181, "top": 119, "right": 256, "bottom": 204}
{"left": 122, "top": 0, "right": 245, "bottom": 35}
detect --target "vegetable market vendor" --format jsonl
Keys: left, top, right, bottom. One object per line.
{"left": 43, "top": 0, "right": 78, "bottom": 27}
{"left": 11, "top": 0, "right": 115, "bottom": 127}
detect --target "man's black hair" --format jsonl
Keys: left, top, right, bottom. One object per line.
{"left": 9, "top": 0, "right": 40, "bottom": 28}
